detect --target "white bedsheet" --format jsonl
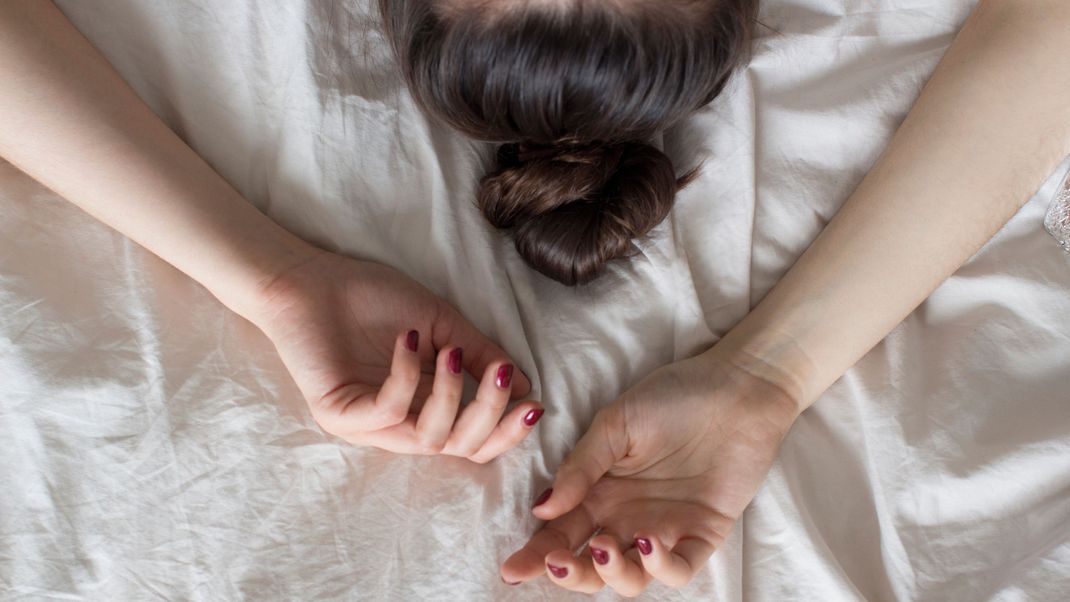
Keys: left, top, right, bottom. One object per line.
{"left": 2, "top": 0, "right": 1068, "bottom": 600}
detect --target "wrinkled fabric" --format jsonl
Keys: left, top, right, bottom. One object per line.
{"left": 1, "top": 1, "right": 1068, "bottom": 600}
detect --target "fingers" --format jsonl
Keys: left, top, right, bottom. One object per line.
{"left": 543, "top": 548, "right": 603, "bottom": 594}
{"left": 440, "top": 361, "right": 517, "bottom": 457}
{"left": 344, "top": 412, "right": 421, "bottom": 454}
{"left": 544, "top": 531, "right": 717, "bottom": 596}
{"left": 411, "top": 346, "right": 465, "bottom": 453}
{"left": 533, "top": 406, "right": 626, "bottom": 521}
{"left": 500, "top": 506, "right": 596, "bottom": 584}
{"left": 320, "top": 329, "right": 544, "bottom": 460}
{"left": 325, "top": 329, "right": 421, "bottom": 433}
{"left": 633, "top": 533, "right": 717, "bottom": 589}
{"left": 465, "top": 402, "right": 544, "bottom": 464}
{"left": 587, "top": 535, "right": 650, "bottom": 597}
{"left": 432, "top": 307, "right": 532, "bottom": 398}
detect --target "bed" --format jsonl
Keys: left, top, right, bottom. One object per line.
{"left": 2, "top": 0, "right": 1068, "bottom": 599}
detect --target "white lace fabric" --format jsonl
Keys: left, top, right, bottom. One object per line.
{"left": 1045, "top": 172, "right": 1070, "bottom": 252}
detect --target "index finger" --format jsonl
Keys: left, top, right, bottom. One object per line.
{"left": 317, "top": 330, "right": 421, "bottom": 434}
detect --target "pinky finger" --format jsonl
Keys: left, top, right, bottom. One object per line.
{"left": 464, "top": 402, "right": 544, "bottom": 464}
{"left": 635, "top": 534, "right": 716, "bottom": 589}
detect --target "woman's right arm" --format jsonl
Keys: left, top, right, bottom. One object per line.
{"left": 0, "top": 2, "right": 312, "bottom": 319}
{"left": 0, "top": 2, "right": 540, "bottom": 461}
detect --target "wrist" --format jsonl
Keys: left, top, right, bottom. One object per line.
{"left": 208, "top": 225, "right": 324, "bottom": 324}
{"left": 701, "top": 326, "right": 819, "bottom": 419}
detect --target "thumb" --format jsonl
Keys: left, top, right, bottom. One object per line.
{"left": 433, "top": 307, "right": 532, "bottom": 398}
{"left": 533, "top": 406, "right": 627, "bottom": 521}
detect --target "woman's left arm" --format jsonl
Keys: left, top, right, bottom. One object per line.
{"left": 502, "top": 1, "right": 1070, "bottom": 593}
{"left": 708, "top": 0, "right": 1070, "bottom": 411}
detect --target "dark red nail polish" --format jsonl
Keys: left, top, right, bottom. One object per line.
{"left": 547, "top": 564, "right": 568, "bottom": 579}
{"left": 591, "top": 547, "right": 609, "bottom": 565}
{"left": 635, "top": 538, "right": 653, "bottom": 555}
{"left": 495, "top": 364, "right": 514, "bottom": 389}
{"left": 532, "top": 488, "right": 553, "bottom": 508}
{"left": 405, "top": 330, "right": 419, "bottom": 352}
{"left": 522, "top": 409, "right": 544, "bottom": 427}
{"left": 448, "top": 348, "right": 463, "bottom": 375}
{"left": 500, "top": 576, "right": 520, "bottom": 586}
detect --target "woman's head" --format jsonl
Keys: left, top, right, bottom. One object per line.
{"left": 380, "top": 0, "right": 758, "bottom": 285}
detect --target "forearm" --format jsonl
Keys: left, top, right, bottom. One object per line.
{"left": 0, "top": 2, "right": 315, "bottom": 319}
{"left": 712, "top": 0, "right": 1070, "bottom": 411}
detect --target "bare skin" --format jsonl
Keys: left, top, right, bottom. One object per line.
{"left": 0, "top": 2, "right": 538, "bottom": 462}
{"left": 2, "top": 0, "right": 1069, "bottom": 597}
{"left": 501, "top": 0, "right": 1070, "bottom": 594}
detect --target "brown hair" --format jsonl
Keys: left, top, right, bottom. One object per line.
{"left": 380, "top": 0, "right": 758, "bottom": 285}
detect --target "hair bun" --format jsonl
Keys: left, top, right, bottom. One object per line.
{"left": 477, "top": 139, "right": 692, "bottom": 285}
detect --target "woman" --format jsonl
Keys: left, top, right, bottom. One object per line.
{"left": 1, "top": 0, "right": 1067, "bottom": 597}
{"left": 380, "top": 0, "right": 756, "bottom": 286}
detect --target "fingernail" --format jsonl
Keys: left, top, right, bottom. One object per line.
{"left": 448, "top": 348, "right": 463, "bottom": 375}
{"left": 532, "top": 488, "right": 553, "bottom": 508}
{"left": 522, "top": 408, "right": 544, "bottom": 427}
{"left": 496, "top": 364, "right": 514, "bottom": 389}
{"left": 635, "top": 537, "right": 653, "bottom": 555}
{"left": 591, "top": 547, "right": 609, "bottom": 565}
{"left": 405, "top": 330, "right": 419, "bottom": 352}
{"left": 500, "top": 576, "right": 520, "bottom": 586}
{"left": 547, "top": 563, "right": 568, "bottom": 579}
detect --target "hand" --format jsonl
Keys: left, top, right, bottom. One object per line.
{"left": 245, "top": 246, "right": 542, "bottom": 463}
{"left": 499, "top": 349, "right": 800, "bottom": 595}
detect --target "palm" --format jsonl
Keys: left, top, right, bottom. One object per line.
{"left": 501, "top": 355, "right": 798, "bottom": 594}
{"left": 248, "top": 249, "right": 538, "bottom": 459}
{"left": 610, "top": 358, "right": 792, "bottom": 514}
{"left": 258, "top": 255, "right": 446, "bottom": 405}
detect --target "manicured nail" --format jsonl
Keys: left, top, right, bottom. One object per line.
{"left": 496, "top": 364, "right": 514, "bottom": 389}
{"left": 532, "top": 488, "right": 553, "bottom": 508}
{"left": 547, "top": 563, "right": 568, "bottom": 579}
{"left": 500, "top": 576, "right": 520, "bottom": 586}
{"left": 405, "top": 330, "right": 419, "bottom": 352}
{"left": 635, "top": 537, "right": 653, "bottom": 555}
{"left": 522, "top": 408, "right": 544, "bottom": 427}
{"left": 448, "top": 348, "right": 463, "bottom": 375}
{"left": 591, "top": 547, "right": 609, "bottom": 565}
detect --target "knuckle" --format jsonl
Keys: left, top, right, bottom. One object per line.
{"left": 377, "top": 404, "right": 408, "bottom": 424}
{"left": 418, "top": 442, "right": 444, "bottom": 455}
{"left": 477, "top": 390, "right": 509, "bottom": 411}
{"left": 415, "top": 434, "right": 446, "bottom": 455}
{"left": 394, "top": 365, "right": 421, "bottom": 385}
{"left": 313, "top": 385, "right": 348, "bottom": 410}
